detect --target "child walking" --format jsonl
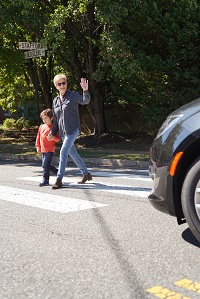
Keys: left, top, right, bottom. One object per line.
{"left": 35, "top": 109, "right": 60, "bottom": 186}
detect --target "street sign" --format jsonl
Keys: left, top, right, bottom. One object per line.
{"left": 24, "top": 49, "right": 46, "bottom": 59}
{"left": 18, "top": 42, "right": 47, "bottom": 50}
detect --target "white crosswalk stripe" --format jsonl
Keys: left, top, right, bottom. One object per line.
{"left": 0, "top": 170, "right": 151, "bottom": 213}
{"left": 91, "top": 171, "right": 152, "bottom": 181}
{"left": 0, "top": 185, "right": 107, "bottom": 213}
{"left": 18, "top": 176, "right": 152, "bottom": 197}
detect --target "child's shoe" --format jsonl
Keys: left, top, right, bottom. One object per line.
{"left": 39, "top": 180, "right": 49, "bottom": 187}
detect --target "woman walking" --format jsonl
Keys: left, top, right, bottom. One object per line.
{"left": 47, "top": 73, "right": 92, "bottom": 189}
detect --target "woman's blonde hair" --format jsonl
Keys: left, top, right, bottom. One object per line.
{"left": 53, "top": 74, "right": 67, "bottom": 86}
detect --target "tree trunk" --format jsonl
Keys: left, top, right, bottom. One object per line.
{"left": 26, "top": 59, "right": 40, "bottom": 125}
{"left": 90, "top": 79, "right": 107, "bottom": 135}
{"left": 86, "top": 1, "right": 107, "bottom": 135}
{"left": 38, "top": 59, "right": 53, "bottom": 108}
{"left": 59, "top": 0, "right": 108, "bottom": 135}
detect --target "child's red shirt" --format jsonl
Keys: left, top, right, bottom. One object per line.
{"left": 35, "top": 123, "right": 60, "bottom": 153}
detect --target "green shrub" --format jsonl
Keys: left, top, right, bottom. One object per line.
{"left": 2, "top": 117, "right": 30, "bottom": 131}
{"left": 3, "top": 118, "right": 16, "bottom": 129}
{"left": 16, "top": 117, "right": 29, "bottom": 131}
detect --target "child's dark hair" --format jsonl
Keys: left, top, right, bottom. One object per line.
{"left": 40, "top": 108, "right": 53, "bottom": 119}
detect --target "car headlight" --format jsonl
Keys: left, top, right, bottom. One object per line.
{"left": 156, "top": 114, "right": 183, "bottom": 138}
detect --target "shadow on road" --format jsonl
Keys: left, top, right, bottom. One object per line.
{"left": 182, "top": 228, "right": 200, "bottom": 248}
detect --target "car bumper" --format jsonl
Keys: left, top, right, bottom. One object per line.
{"left": 148, "top": 136, "right": 177, "bottom": 216}
{"left": 148, "top": 164, "right": 176, "bottom": 216}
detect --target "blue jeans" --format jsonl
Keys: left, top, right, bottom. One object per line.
{"left": 57, "top": 128, "right": 88, "bottom": 180}
{"left": 42, "top": 152, "right": 57, "bottom": 181}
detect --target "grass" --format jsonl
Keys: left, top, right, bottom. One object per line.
{"left": 75, "top": 149, "right": 148, "bottom": 161}
{"left": 0, "top": 131, "right": 152, "bottom": 161}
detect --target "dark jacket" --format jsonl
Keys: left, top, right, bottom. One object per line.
{"left": 51, "top": 89, "right": 90, "bottom": 137}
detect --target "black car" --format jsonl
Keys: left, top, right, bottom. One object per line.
{"left": 149, "top": 97, "right": 200, "bottom": 242}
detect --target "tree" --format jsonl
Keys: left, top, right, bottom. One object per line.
{"left": 95, "top": 0, "right": 200, "bottom": 127}
{"left": 43, "top": 0, "right": 109, "bottom": 134}
{"left": 0, "top": 0, "right": 199, "bottom": 134}
{"left": 0, "top": 0, "right": 110, "bottom": 134}
{"left": 0, "top": 0, "right": 53, "bottom": 121}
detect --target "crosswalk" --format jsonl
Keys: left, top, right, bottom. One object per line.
{"left": 0, "top": 169, "right": 152, "bottom": 213}
{"left": 0, "top": 185, "right": 107, "bottom": 213}
{"left": 18, "top": 175, "right": 152, "bottom": 197}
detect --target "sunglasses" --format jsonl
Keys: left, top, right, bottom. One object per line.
{"left": 57, "top": 81, "right": 66, "bottom": 86}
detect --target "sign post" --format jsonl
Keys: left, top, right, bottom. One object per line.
{"left": 18, "top": 42, "right": 47, "bottom": 125}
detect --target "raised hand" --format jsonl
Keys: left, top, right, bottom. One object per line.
{"left": 80, "top": 78, "right": 88, "bottom": 91}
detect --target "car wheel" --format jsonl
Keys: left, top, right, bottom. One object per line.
{"left": 181, "top": 157, "right": 200, "bottom": 242}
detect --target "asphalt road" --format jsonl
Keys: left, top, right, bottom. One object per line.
{"left": 0, "top": 160, "right": 200, "bottom": 299}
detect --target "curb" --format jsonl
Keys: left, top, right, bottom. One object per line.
{"left": 0, "top": 153, "right": 149, "bottom": 169}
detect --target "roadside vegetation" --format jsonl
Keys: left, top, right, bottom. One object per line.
{"left": 0, "top": 121, "right": 150, "bottom": 161}
{"left": 0, "top": 0, "right": 199, "bottom": 138}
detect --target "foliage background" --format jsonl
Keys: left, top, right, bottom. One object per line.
{"left": 0, "top": 0, "right": 199, "bottom": 135}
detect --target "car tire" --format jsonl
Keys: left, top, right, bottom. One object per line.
{"left": 181, "top": 157, "right": 200, "bottom": 242}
